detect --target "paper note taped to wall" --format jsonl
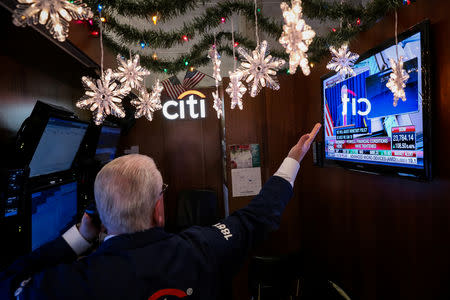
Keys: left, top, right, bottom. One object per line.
{"left": 231, "top": 167, "right": 262, "bottom": 197}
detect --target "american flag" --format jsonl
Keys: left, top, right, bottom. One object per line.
{"left": 324, "top": 100, "right": 334, "bottom": 137}
{"left": 161, "top": 76, "right": 186, "bottom": 99}
{"left": 183, "top": 70, "right": 206, "bottom": 89}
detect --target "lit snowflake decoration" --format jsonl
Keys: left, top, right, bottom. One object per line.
{"left": 113, "top": 54, "right": 150, "bottom": 90}
{"left": 12, "top": 0, "right": 93, "bottom": 42}
{"left": 208, "top": 47, "right": 222, "bottom": 84}
{"left": 76, "top": 69, "right": 130, "bottom": 125}
{"left": 212, "top": 90, "right": 223, "bottom": 119}
{"left": 279, "top": 0, "right": 316, "bottom": 75}
{"left": 326, "top": 44, "right": 359, "bottom": 79}
{"left": 226, "top": 70, "right": 247, "bottom": 110}
{"left": 238, "top": 40, "right": 286, "bottom": 97}
{"left": 130, "top": 79, "right": 164, "bottom": 121}
{"left": 386, "top": 57, "right": 409, "bottom": 107}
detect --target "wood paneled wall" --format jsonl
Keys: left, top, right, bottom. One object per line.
{"left": 0, "top": 6, "right": 95, "bottom": 155}
{"left": 224, "top": 1, "right": 450, "bottom": 299}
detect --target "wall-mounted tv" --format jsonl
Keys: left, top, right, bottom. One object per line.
{"left": 321, "top": 20, "right": 431, "bottom": 179}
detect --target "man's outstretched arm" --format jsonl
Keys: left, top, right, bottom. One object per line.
{"left": 181, "top": 123, "right": 322, "bottom": 275}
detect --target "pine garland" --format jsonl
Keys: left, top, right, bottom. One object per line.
{"left": 103, "top": 30, "right": 289, "bottom": 74}
{"left": 85, "top": 0, "right": 200, "bottom": 21}
{"left": 93, "top": 0, "right": 407, "bottom": 74}
{"left": 103, "top": 1, "right": 282, "bottom": 49}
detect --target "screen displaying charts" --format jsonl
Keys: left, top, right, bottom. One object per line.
{"left": 31, "top": 181, "right": 78, "bottom": 250}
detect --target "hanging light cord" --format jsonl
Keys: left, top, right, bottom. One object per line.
{"left": 231, "top": 17, "right": 236, "bottom": 71}
{"left": 254, "top": 0, "right": 260, "bottom": 46}
{"left": 99, "top": 10, "right": 104, "bottom": 75}
{"left": 395, "top": 10, "right": 399, "bottom": 60}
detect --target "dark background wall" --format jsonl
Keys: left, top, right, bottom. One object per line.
{"left": 0, "top": 2, "right": 118, "bottom": 147}
{"left": 224, "top": 1, "right": 450, "bottom": 299}
{"left": 0, "top": 7, "right": 88, "bottom": 143}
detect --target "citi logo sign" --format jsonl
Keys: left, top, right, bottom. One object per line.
{"left": 162, "top": 90, "right": 206, "bottom": 120}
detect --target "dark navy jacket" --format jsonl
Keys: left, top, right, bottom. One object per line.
{"left": 0, "top": 176, "right": 292, "bottom": 300}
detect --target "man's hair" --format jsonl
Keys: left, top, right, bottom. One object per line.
{"left": 94, "top": 154, "right": 163, "bottom": 234}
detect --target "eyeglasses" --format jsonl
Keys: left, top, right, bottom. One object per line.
{"left": 161, "top": 183, "right": 168, "bottom": 195}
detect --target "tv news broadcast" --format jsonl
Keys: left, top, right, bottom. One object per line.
{"left": 322, "top": 31, "right": 424, "bottom": 170}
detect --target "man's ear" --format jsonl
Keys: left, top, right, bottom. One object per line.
{"left": 152, "top": 196, "right": 165, "bottom": 227}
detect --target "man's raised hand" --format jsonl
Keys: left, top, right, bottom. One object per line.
{"left": 288, "top": 123, "right": 322, "bottom": 163}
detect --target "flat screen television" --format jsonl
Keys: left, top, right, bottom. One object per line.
{"left": 94, "top": 125, "right": 121, "bottom": 165}
{"left": 28, "top": 117, "right": 88, "bottom": 177}
{"left": 321, "top": 20, "right": 431, "bottom": 179}
{"left": 31, "top": 180, "right": 78, "bottom": 250}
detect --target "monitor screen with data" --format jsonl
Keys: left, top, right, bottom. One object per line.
{"left": 29, "top": 117, "right": 88, "bottom": 177}
{"left": 31, "top": 181, "right": 78, "bottom": 250}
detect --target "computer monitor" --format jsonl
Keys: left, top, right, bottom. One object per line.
{"left": 31, "top": 181, "right": 78, "bottom": 250}
{"left": 94, "top": 125, "right": 121, "bottom": 165}
{"left": 29, "top": 117, "right": 88, "bottom": 178}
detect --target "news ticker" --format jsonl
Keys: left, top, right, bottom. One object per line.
{"left": 328, "top": 152, "right": 418, "bottom": 165}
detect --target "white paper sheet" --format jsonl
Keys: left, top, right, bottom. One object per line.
{"left": 231, "top": 167, "right": 262, "bottom": 197}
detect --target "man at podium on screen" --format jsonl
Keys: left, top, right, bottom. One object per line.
{"left": 0, "top": 123, "right": 321, "bottom": 300}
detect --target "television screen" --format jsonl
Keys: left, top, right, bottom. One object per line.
{"left": 94, "top": 125, "right": 121, "bottom": 165}
{"left": 321, "top": 21, "right": 431, "bottom": 178}
{"left": 29, "top": 117, "right": 88, "bottom": 177}
{"left": 31, "top": 181, "right": 78, "bottom": 250}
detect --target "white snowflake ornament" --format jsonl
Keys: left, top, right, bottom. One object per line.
{"left": 113, "top": 54, "right": 150, "bottom": 90}
{"left": 212, "top": 90, "right": 223, "bottom": 119}
{"left": 76, "top": 69, "right": 130, "bottom": 125}
{"left": 279, "top": 0, "right": 316, "bottom": 75}
{"left": 226, "top": 70, "right": 247, "bottom": 110}
{"left": 130, "top": 80, "right": 164, "bottom": 121}
{"left": 238, "top": 40, "right": 286, "bottom": 97}
{"left": 13, "top": 0, "right": 93, "bottom": 42}
{"left": 386, "top": 57, "right": 409, "bottom": 107}
{"left": 326, "top": 44, "right": 359, "bottom": 79}
{"left": 208, "top": 47, "right": 222, "bottom": 83}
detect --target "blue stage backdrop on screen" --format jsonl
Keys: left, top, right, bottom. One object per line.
{"left": 325, "top": 70, "right": 371, "bottom": 135}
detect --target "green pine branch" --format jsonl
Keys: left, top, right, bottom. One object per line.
{"left": 103, "top": 0, "right": 282, "bottom": 49}
{"left": 103, "top": 30, "right": 288, "bottom": 75}
{"left": 85, "top": 0, "right": 200, "bottom": 21}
